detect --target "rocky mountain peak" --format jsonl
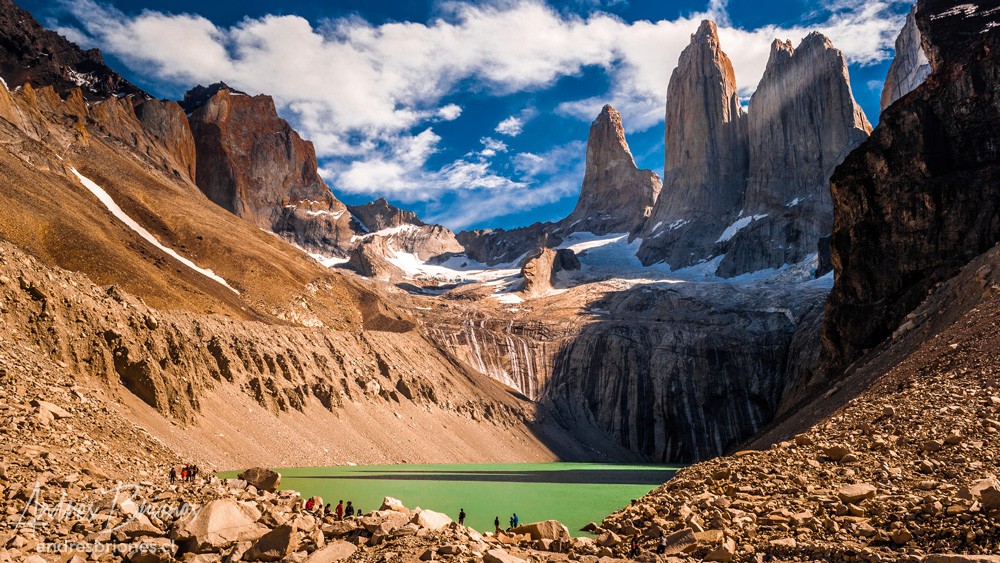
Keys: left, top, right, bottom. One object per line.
{"left": 636, "top": 18, "right": 748, "bottom": 267}
{"left": 881, "top": 5, "right": 931, "bottom": 112}
{"left": 560, "top": 104, "right": 661, "bottom": 236}
{"left": 0, "top": 0, "right": 145, "bottom": 100}
{"left": 180, "top": 82, "right": 250, "bottom": 112}
{"left": 183, "top": 83, "right": 356, "bottom": 254}
{"left": 348, "top": 197, "right": 426, "bottom": 232}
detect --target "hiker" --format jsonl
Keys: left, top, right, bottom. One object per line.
{"left": 324, "top": 503, "right": 332, "bottom": 517}
{"left": 345, "top": 501, "right": 355, "bottom": 517}
{"left": 657, "top": 533, "right": 668, "bottom": 554}
{"left": 511, "top": 513, "right": 519, "bottom": 528}
{"left": 306, "top": 498, "right": 315, "bottom": 512}
{"left": 458, "top": 508, "right": 466, "bottom": 527}
{"left": 494, "top": 516, "right": 501, "bottom": 534}
{"left": 336, "top": 500, "right": 344, "bottom": 520}
{"left": 169, "top": 468, "right": 176, "bottom": 483}
{"left": 180, "top": 467, "right": 188, "bottom": 483}
{"left": 629, "top": 538, "right": 640, "bottom": 558}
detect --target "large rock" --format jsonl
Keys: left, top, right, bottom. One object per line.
{"left": 823, "top": 0, "right": 1000, "bottom": 373}
{"left": 304, "top": 540, "right": 358, "bottom": 563}
{"left": 716, "top": 32, "right": 870, "bottom": 277}
{"left": 171, "top": 498, "right": 268, "bottom": 552}
{"left": 484, "top": 548, "right": 527, "bottom": 563}
{"left": 412, "top": 508, "right": 453, "bottom": 531}
{"left": 638, "top": 20, "right": 748, "bottom": 268}
{"left": 519, "top": 247, "right": 580, "bottom": 297}
{"left": 881, "top": 5, "right": 932, "bottom": 112}
{"left": 560, "top": 105, "right": 661, "bottom": 236}
{"left": 245, "top": 525, "right": 299, "bottom": 562}
{"left": 182, "top": 83, "right": 356, "bottom": 255}
{"left": 510, "top": 520, "right": 570, "bottom": 541}
{"left": 237, "top": 467, "right": 281, "bottom": 493}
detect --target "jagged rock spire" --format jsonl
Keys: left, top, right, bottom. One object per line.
{"left": 561, "top": 104, "right": 661, "bottom": 235}
{"left": 880, "top": 5, "right": 932, "bottom": 111}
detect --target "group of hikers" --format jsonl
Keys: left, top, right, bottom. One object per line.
{"left": 304, "top": 498, "right": 361, "bottom": 519}
{"left": 492, "top": 512, "right": 519, "bottom": 533}
{"left": 168, "top": 464, "right": 202, "bottom": 484}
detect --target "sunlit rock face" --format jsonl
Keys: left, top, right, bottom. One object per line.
{"left": 880, "top": 5, "right": 932, "bottom": 112}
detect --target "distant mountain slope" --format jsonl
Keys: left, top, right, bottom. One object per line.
{"left": 0, "top": 0, "right": 145, "bottom": 99}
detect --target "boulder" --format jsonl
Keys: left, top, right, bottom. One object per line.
{"left": 483, "top": 548, "right": 527, "bottom": 563}
{"left": 245, "top": 525, "right": 298, "bottom": 562}
{"left": 303, "top": 541, "right": 357, "bottom": 563}
{"left": 510, "top": 520, "right": 571, "bottom": 542}
{"left": 664, "top": 528, "right": 698, "bottom": 555}
{"left": 380, "top": 496, "right": 408, "bottom": 513}
{"left": 980, "top": 486, "right": 1000, "bottom": 511}
{"left": 838, "top": 484, "right": 877, "bottom": 504}
{"left": 171, "top": 498, "right": 268, "bottom": 552}
{"left": 237, "top": 468, "right": 281, "bottom": 493}
{"left": 412, "top": 508, "right": 452, "bottom": 531}
{"left": 704, "top": 538, "right": 737, "bottom": 562}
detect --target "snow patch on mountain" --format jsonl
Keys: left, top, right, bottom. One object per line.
{"left": 717, "top": 214, "right": 768, "bottom": 243}
{"left": 70, "top": 168, "right": 240, "bottom": 294}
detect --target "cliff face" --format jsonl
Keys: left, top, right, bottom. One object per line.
{"left": 637, "top": 20, "right": 748, "bottom": 268}
{"left": 540, "top": 282, "right": 827, "bottom": 462}
{"left": 183, "top": 83, "right": 356, "bottom": 255}
{"left": 134, "top": 98, "right": 197, "bottom": 182}
{"left": 561, "top": 105, "right": 661, "bottom": 236}
{"left": 880, "top": 5, "right": 932, "bottom": 112}
{"left": 716, "top": 33, "right": 871, "bottom": 277}
{"left": 823, "top": 0, "right": 1000, "bottom": 372}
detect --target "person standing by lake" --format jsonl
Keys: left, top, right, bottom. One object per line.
{"left": 336, "top": 500, "right": 344, "bottom": 520}
{"left": 511, "top": 513, "right": 519, "bottom": 528}
{"left": 345, "top": 501, "right": 355, "bottom": 517}
{"left": 494, "top": 516, "right": 501, "bottom": 534}
{"left": 458, "top": 508, "right": 466, "bottom": 527}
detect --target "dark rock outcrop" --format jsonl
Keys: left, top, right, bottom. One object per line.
{"left": 823, "top": 0, "right": 1000, "bottom": 372}
{"left": 637, "top": 20, "right": 748, "bottom": 268}
{"left": 715, "top": 33, "right": 871, "bottom": 277}
{"left": 561, "top": 105, "right": 661, "bottom": 236}
{"left": 880, "top": 5, "right": 932, "bottom": 112}
{"left": 183, "top": 83, "right": 356, "bottom": 254}
{"left": 0, "top": 0, "right": 145, "bottom": 100}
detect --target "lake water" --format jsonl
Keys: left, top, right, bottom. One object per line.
{"left": 228, "top": 463, "right": 678, "bottom": 536}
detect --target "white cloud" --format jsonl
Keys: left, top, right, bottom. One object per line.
{"left": 58, "top": 0, "right": 908, "bottom": 227}
{"left": 495, "top": 115, "right": 524, "bottom": 136}
{"left": 479, "top": 137, "right": 508, "bottom": 157}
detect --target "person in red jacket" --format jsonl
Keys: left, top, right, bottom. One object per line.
{"left": 336, "top": 500, "right": 344, "bottom": 520}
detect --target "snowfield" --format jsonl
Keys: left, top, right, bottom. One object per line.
{"left": 70, "top": 169, "right": 240, "bottom": 294}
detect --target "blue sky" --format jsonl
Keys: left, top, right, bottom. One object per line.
{"left": 24, "top": 0, "right": 911, "bottom": 231}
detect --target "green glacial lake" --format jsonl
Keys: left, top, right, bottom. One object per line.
{"left": 229, "top": 463, "right": 678, "bottom": 536}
